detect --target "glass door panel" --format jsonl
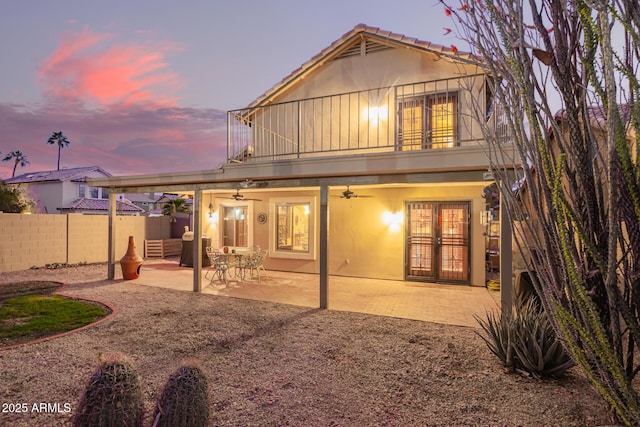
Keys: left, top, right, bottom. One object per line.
{"left": 406, "top": 201, "right": 470, "bottom": 283}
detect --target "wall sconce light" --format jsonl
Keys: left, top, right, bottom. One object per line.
{"left": 382, "top": 210, "right": 403, "bottom": 232}
{"left": 363, "top": 105, "right": 388, "bottom": 125}
{"left": 207, "top": 194, "right": 216, "bottom": 223}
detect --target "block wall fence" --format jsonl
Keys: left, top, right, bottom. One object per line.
{"left": 0, "top": 213, "right": 172, "bottom": 273}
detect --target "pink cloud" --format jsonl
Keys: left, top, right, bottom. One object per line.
{"left": 38, "top": 28, "right": 182, "bottom": 107}
{"left": 0, "top": 102, "right": 228, "bottom": 178}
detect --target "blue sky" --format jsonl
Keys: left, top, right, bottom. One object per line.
{"left": 0, "top": 1, "right": 456, "bottom": 178}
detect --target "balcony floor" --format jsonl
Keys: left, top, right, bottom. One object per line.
{"left": 137, "top": 258, "right": 500, "bottom": 328}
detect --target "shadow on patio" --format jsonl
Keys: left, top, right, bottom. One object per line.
{"left": 135, "top": 258, "right": 500, "bottom": 328}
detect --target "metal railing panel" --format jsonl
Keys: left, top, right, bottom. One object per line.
{"left": 227, "top": 74, "right": 510, "bottom": 163}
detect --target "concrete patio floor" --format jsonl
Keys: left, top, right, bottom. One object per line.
{"left": 135, "top": 258, "right": 501, "bottom": 328}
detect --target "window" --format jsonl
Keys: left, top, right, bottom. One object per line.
{"left": 222, "top": 205, "right": 248, "bottom": 247}
{"left": 270, "top": 197, "right": 316, "bottom": 260}
{"left": 398, "top": 93, "right": 457, "bottom": 150}
{"left": 79, "top": 183, "right": 109, "bottom": 199}
{"left": 276, "top": 202, "right": 310, "bottom": 252}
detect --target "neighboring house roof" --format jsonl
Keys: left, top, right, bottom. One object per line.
{"left": 554, "top": 103, "right": 635, "bottom": 131}
{"left": 4, "top": 166, "right": 111, "bottom": 184}
{"left": 156, "top": 193, "right": 193, "bottom": 204}
{"left": 58, "top": 197, "right": 144, "bottom": 213}
{"left": 125, "top": 193, "right": 156, "bottom": 203}
{"left": 247, "top": 23, "right": 479, "bottom": 109}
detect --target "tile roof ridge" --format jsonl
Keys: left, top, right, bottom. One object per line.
{"left": 244, "top": 24, "right": 478, "bottom": 110}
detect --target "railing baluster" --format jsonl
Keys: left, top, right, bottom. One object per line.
{"left": 226, "top": 73, "right": 503, "bottom": 162}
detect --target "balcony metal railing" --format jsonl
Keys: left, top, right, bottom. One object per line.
{"left": 227, "top": 74, "right": 508, "bottom": 163}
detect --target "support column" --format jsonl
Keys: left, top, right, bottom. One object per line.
{"left": 193, "top": 188, "right": 203, "bottom": 292}
{"left": 107, "top": 191, "right": 116, "bottom": 280}
{"left": 499, "top": 184, "right": 513, "bottom": 313}
{"left": 319, "top": 184, "right": 329, "bottom": 309}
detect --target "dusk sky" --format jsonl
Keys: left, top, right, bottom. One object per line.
{"left": 1, "top": 1, "right": 458, "bottom": 178}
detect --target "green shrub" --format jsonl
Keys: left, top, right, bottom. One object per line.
{"left": 73, "top": 354, "right": 144, "bottom": 427}
{"left": 476, "top": 299, "right": 575, "bottom": 378}
{"left": 152, "top": 363, "right": 209, "bottom": 427}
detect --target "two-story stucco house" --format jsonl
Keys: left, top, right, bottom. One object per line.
{"left": 4, "top": 165, "right": 144, "bottom": 215}
{"left": 91, "top": 25, "right": 512, "bottom": 306}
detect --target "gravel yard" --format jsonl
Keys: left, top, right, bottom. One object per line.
{"left": 0, "top": 263, "right": 610, "bottom": 426}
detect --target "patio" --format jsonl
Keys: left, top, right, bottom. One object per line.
{"left": 136, "top": 258, "right": 500, "bottom": 328}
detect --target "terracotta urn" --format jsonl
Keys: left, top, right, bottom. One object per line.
{"left": 120, "top": 236, "right": 143, "bottom": 280}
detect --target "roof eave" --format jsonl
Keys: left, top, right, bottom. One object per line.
{"left": 245, "top": 24, "right": 481, "bottom": 110}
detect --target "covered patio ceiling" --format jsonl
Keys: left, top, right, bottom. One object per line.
{"left": 89, "top": 153, "right": 514, "bottom": 313}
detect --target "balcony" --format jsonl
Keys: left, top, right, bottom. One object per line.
{"left": 227, "top": 74, "right": 507, "bottom": 164}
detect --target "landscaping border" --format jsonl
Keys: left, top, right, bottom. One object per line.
{"left": 0, "top": 281, "right": 118, "bottom": 352}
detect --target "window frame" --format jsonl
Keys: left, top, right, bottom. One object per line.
{"left": 79, "top": 183, "right": 109, "bottom": 199}
{"left": 218, "top": 201, "right": 254, "bottom": 249}
{"left": 269, "top": 196, "right": 316, "bottom": 260}
{"left": 397, "top": 91, "right": 458, "bottom": 150}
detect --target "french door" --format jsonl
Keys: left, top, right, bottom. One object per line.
{"left": 406, "top": 201, "right": 470, "bottom": 283}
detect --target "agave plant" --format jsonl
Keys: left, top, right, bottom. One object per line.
{"left": 476, "top": 299, "right": 575, "bottom": 378}
{"left": 475, "top": 307, "right": 515, "bottom": 370}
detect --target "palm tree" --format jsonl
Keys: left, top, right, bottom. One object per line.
{"left": 162, "top": 197, "right": 191, "bottom": 222}
{"left": 46, "top": 131, "right": 70, "bottom": 170}
{"left": 3, "top": 150, "right": 30, "bottom": 177}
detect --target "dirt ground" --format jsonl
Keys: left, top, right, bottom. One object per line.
{"left": 0, "top": 263, "right": 611, "bottom": 426}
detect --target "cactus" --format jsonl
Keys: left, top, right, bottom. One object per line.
{"left": 152, "top": 363, "right": 209, "bottom": 427}
{"left": 73, "top": 353, "right": 144, "bottom": 427}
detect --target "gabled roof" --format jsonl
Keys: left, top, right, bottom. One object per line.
{"left": 58, "top": 197, "right": 144, "bottom": 213}
{"left": 156, "top": 193, "right": 193, "bottom": 204}
{"left": 124, "top": 193, "right": 156, "bottom": 203}
{"left": 4, "top": 166, "right": 111, "bottom": 184}
{"left": 247, "top": 23, "right": 479, "bottom": 109}
{"left": 554, "top": 103, "right": 635, "bottom": 131}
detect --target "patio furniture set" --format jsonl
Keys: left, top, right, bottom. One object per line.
{"left": 205, "top": 246, "right": 268, "bottom": 285}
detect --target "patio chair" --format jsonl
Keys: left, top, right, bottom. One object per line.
{"left": 204, "top": 247, "right": 218, "bottom": 281}
{"left": 243, "top": 249, "right": 268, "bottom": 282}
{"left": 205, "top": 248, "right": 232, "bottom": 285}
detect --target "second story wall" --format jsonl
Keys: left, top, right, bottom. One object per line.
{"left": 227, "top": 26, "right": 503, "bottom": 166}
{"left": 275, "top": 46, "right": 477, "bottom": 103}
{"left": 26, "top": 182, "right": 64, "bottom": 214}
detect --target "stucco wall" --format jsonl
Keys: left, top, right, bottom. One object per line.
{"left": 199, "top": 183, "right": 488, "bottom": 286}
{"left": 0, "top": 213, "right": 171, "bottom": 272}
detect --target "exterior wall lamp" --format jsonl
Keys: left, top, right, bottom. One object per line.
{"left": 207, "top": 196, "right": 217, "bottom": 223}
{"left": 363, "top": 105, "right": 388, "bottom": 125}
{"left": 382, "top": 210, "right": 403, "bottom": 232}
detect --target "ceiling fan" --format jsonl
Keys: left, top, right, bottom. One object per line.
{"left": 334, "top": 185, "right": 374, "bottom": 200}
{"left": 220, "top": 189, "right": 262, "bottom": 201}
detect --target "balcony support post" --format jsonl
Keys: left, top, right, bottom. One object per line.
{"left": 107, "top": 191, "right": 116, "bottom": 280}
{"left": 319, "top": 184, "right": 329, "bottom": 309}
{"left": 193, "top": 187, "right": 203, "bottom": 293}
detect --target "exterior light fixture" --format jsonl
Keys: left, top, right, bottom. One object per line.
{"left": 382, "top": 210, "right": 403, "bottom": 232}
{"left": 207, "top": 194, "right": 216, "bottom": 223}
{"left": 363, "top": 105, "right": 388, "bottom": 125}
